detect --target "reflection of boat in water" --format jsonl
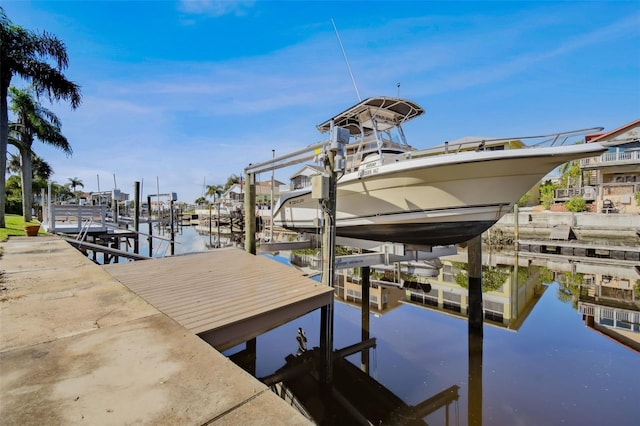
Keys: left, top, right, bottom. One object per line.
{"left": 261, "top": 347, "right": 460, "bottom": 425}
{"left": 273, "top": 96, "right": 607, "bottom": 246}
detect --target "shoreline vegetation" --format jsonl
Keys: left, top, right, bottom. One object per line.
{"left": 0, "top": 214, "right": 44, "bottom": 241}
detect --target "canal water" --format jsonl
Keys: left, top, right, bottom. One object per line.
{"left": 131, "top": 225, "right": 640, "bottom": 425}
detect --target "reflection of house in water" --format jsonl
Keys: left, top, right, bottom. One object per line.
{"left": 290, "top": 251, "right": 433, "bottom": 314}
{"left": 290, "top": 252, "right": 321, "bottom": 271}
{"left": 403, "top": 251, "right": 546, "bottom": 330}
{"left": 336, "top": 274, "right": 407, "bottom": 313}
{"left": 577, "top": 268, "right": 640, "bottom": 353}
{"left": 516, "top": 245, "right": 640, "bottom": 352}
{"left": 289, "top": 247, "right": 547, "bottom": 323}
{"left": 290, "top": 251, "right": 405, "bottom": 313}
{"left": 304, "top": 248, "right": 546, "bottom": 325}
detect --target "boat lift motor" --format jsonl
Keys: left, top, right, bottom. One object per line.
{"left": 330, "top": 123, "right": 349, "bottom": 173}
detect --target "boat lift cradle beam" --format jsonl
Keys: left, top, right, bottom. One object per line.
{"left": 259, "top": 236, "right": 456, "bottom": 270}
{"left": 333, "top": 241, "right": 456, "bottom": 270}
{"left": 245, "top": 140, "right": 328, "bottom": 175}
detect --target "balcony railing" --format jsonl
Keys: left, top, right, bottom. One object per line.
{"left": 581, "top": 150, "right": 640, "bottom": 167}
{"left": 553, "top": 187, "right": 596, "bottom": 201}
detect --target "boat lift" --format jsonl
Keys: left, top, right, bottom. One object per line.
{"left": 244, "top": 123, "right": 457, "bottom": 388}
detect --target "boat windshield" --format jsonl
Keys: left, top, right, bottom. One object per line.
{"left": 316, "top": 97, "right": 425, "bottom": 172}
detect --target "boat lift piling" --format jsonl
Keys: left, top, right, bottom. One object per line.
{"left": 361, "top": 266, "right": 371, "bottom": 374}
{"left": 467, "top": 235, "right": 483, "bottom": 331}
{"left": 147, "top": 195, "right": 153, "bottom": 256}
{"left": 244, "top": 125, "right": 347, "bottom": 389}
{"left": 244, "top": 172, "right": 257, "bottom": 255}
{"left": 169, "top": 199, "right": 175, "bottom": 256}
{"left": 467, "top": 235, "right": 484, "bottom": 426}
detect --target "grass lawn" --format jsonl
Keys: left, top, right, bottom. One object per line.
{"left": 0, "top": 214, "right": 45, "bottom": 241}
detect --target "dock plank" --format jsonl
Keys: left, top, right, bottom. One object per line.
{"left": 103, "top": 248, "right": 333, "bottom": 351}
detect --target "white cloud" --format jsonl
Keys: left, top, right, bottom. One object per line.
{"left": 178, "top": 0, "right": 255, "bottom": 17}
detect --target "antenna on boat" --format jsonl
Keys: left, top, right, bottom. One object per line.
{"left": 331, "top": 18, "right": 361, "bottom": 101}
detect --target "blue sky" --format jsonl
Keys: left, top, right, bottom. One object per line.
{"left": 4, "top": 1, "right": 640, "bottom": 203}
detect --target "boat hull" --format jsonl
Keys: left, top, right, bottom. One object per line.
{"left": 274, "top": 144, "right": 606, "bottom": 246}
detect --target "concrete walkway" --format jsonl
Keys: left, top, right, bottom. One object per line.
{"left": 0, "top": 235, "right": 311, "bottom": 425}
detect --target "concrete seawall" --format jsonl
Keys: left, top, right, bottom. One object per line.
{"left": 493, "top": 211, "right": 640, "bottom": 241}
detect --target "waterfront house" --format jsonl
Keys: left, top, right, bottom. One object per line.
{"left": 288, "top": 165, "right": 324, "bottom": 190}
{"left": 554, "top": 119, "right": 640, "bottom": 214}
{"left": 223, "top": 180, "right": 284, "bottom": 207}
{"left": 222, "top": 182, "right": 244, "bottom": 203}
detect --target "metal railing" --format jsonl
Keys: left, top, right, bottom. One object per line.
{"left": 45, "top": 204, "right": 109, "bottom": 233}
{"left": 581, "top": 150, "right": 640, "bottom": 167}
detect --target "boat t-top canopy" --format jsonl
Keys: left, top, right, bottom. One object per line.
{"left": 316, "top": 97, "right": 425, "bottom": 136}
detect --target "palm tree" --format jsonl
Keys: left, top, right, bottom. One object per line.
{"left": 67, "top": 176, "right": 84, "bottom": 201}
{"left": 6, "top": 152, "right": 53, "bottom": 213}
{"left": 224, "top": 174, "right": 240, "bottom": 191}
{"left": 9, "top": 87, "right": 72, "bottom": 221}
{"left": 205, "top": 184, "right": 223, "bottom": 202}
{"left": 67, "top": 176, "right": 83, "bottom": 192}
{"left": 33, "top": 155, "right": 53, "bottom": 181}
{"left": 0, "top": 7, "right": 81, "bottom": 227}
{"left": 7, "top": 152, "right": 53, "bottom": 180}
{"left": 50, "top": 181, "right": 73, "bottom": 203}
{"left": 6, "top": 152, "right": 20, "bottom": 174}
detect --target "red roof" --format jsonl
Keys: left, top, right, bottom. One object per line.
{"left": 586, "top": 118, "right": 640, "bottom": 143}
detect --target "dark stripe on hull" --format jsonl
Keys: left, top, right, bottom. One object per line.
{"left": 284, "top": 220, "right": 497, "bottom": 246}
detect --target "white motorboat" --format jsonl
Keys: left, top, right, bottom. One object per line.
{"left": 272, "top": 97, "right": 607, "bottom": 246}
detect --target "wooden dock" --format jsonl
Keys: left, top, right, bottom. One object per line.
{"left": 103, "top": 248, "right": 334, "bottom": 351}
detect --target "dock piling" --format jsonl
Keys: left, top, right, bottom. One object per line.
{"left": 147, "top": 195, "right": 153, "bottom": 256}
{"left": 467, "top": 235, "right": 483, "bottom": 331}
{"left": 244, "top": 172, "right": 256, "bottom": 255}
{"left": 361, "top": 266, "right": 371, "bottom": 374}
{"left": 170, "top": 199, "right": 175, "bottom": 256}
{"left": 466, "top": 234, "right": 483, "bottom": 425}
{"left": 133, "top": 181, "right": 140, "bottom": 255}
